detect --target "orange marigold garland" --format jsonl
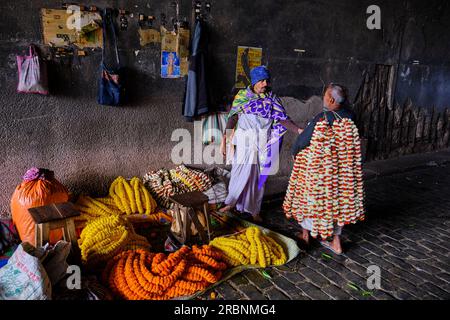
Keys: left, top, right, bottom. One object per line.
{"left": 103, "top": 245, "right": 227, "bottom": 300}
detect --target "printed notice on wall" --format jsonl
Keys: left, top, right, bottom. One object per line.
{"left": 160, "top": 26, "right": 190, "bottom": 78}
{"left": 235, "top": 46, "right": 263, "bottom": 88}
{"left": 41, "top": 8, "right": 103, "bottom": 48}
{"left": 161, "top": 27, "right": 179, "bottom": 78}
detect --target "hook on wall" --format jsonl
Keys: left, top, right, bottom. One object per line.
{"left": 193, "top": 1, "right": 211, "bottom": 21}
{"left": 119, "top": 9, "right": 129, "bottom": 30}
{"left": 161, "top": 13, "right": 167, "bottom": 27}
{"left": 139, "top": 14, "right": 156, "bottom": 28}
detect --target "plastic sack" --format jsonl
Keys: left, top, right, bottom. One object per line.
{"left": 0, "top": 242, "right": 52, "bottom": 300}
{"left": 11, "top": 168, "right": 69, "bottom": 246}
{"left": 41, "top": 241, "right": 71, "bottom": 286}
{"left": 16, "top": 45, "right": 49, "bottom": 95}
{"left": 201, "top": 112, "right": 228, "bottom": 145}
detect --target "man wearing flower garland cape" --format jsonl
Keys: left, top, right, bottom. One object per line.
{"left": 285, "top": 84, "right": 365, "bottom": 255}
{"left": 220, "top": 66, "right": 303, "bottom": 223}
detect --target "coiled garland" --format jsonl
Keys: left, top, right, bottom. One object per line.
{"left": 210, "top": 227, "right": 287, "bottom": 268}
{"left": 74, "top": 177, "right": 166, "bottom": 225}
{"left": 143, "top": 165, "right": 212, "bottom": 209}
{"left": 102, "top": 245, "right": 226, "bottom": 300}
{"left": 78, "top": 215, "right": 151, "bottom": 269}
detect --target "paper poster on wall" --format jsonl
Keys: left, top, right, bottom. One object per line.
{"left": 235, "top": 46, "right": 263, "bottom": 88}
{"left": 161, "top": 52, "right": 181, "bottom": 78}
{"left": 138, "top": 28, "right": 161, "bottom": 46}
{"left": 160, "top": 26, "right": 190, "bottom": 78}
{"left": 177, "top": 27, "right": 190, "bottom": 77}
{"left": 41, "top": 8, "right": 103, "bottom": 48}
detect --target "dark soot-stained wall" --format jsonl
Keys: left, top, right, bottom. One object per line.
{"left": 0, "top": 0, "right": 449, "bottom": 215}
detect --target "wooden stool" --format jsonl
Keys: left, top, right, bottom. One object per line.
{"left": 28, "top": 202, "right": 80, "bottom": 250}
{"left": 169, "top": 191, "right": 211, "bottom": 245}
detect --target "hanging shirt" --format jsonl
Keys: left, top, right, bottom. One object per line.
{"left": 183, "top": 20, "right": 210, "bottom": 121}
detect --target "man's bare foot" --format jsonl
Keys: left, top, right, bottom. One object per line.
{"left": 296, "top": 229, "right": 310, "bottom": 246}
{"left": 320, "top": 236, "right": 343, "bottom": 255}
{"left": 219, "top": 205, "right": 233, "bottom": 213}
{"left": 299, "top": 229, "right": 310, "bottom": 245}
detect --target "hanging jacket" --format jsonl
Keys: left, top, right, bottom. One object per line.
{"left": 183, "top": 20, "right": 211, "bottom": 121}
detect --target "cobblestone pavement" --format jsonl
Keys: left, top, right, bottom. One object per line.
{"left": 202, "top": 164, "right": 450, "bottom": 300}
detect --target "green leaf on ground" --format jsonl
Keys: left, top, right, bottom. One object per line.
{"left": 362, "top": 291, "right": 374, "bottom": 297}
{"left": 347, "top": 282, "right": 360, "bottom": 291}
{"left": 210, "top": 218, "right": 219, "bottom": 227}
{"left": 321, "top": 253, "right": 332, "bottom": 260}
{"left": 260, "top": 270, "right": 272, "bottom": 280}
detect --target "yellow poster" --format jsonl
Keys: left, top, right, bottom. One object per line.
{"left": 235, "top": 46, "right": 263, "bottom": 88}
{"left": 138, "top": 28, "right": 161, "bottom": 46}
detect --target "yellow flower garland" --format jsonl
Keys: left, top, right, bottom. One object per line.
{"left": 210, "top": 227, "right": 287, "bottom": 268}
{"left": 78, "top": 215, "right": 151, "bottom": 268}
{"left": 102, "top": 176, "right": 158, "bottom": 216}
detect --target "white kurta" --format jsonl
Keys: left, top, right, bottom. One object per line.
{"left": 224, "top": 114, "right": 272, "bottom": 216}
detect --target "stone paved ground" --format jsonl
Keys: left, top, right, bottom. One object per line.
{"left": 202, "top": 163, "right": 450, "bottom": 300}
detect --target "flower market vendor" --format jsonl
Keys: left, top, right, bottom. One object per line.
{"left": 220, "top": 66, "right": 303, "bottom": 223}
{"left": 285, "top": 83, "right": 365, "bottom": 255}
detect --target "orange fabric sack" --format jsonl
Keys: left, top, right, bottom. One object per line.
{"left": 11, "top": 168, "right": 69, "bottom": 246}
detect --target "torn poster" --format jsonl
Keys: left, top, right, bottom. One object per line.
{"left": 235, "top": 46, "right": 263, "bottom": 88}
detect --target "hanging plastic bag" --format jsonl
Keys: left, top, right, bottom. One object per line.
{"left": 201, "top": 112, "right": 228, "bottom": 145}
{"left": 16, "top": 45, "right": 49, "bottom": 95}
{"left": 10, "top": 168, "right": 69, "bottom": 246}
{"left": 98, "top": 8, "right": 124, "bottom": 106}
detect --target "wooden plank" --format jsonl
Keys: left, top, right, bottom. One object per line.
{"left": 169, "top": 191, "right": 209, "bottom": 208}
{"left": 443, "top": 109, "right": 450, "bottom": 148}
{"left": 431, "top": 107, "right": 439, "bottom": 148}
{"left": 415, "top": 108, "right": 425, "bottom": 141}
{"left": 391, "top": 102, "right": 403, "bottom": 154}
{"left": 409, "top": 108, "right": 419, "bottom": 148}
{"left": 385, "top": 109, "right": 394, "bottom": 157}
{"left": 28, "top": 202, "right": 80, "bottom": 224}
{"left": 40, "top": 223, "right": 51, "bottom": 247}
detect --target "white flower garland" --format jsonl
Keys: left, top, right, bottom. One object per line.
{"left": 143, "top": 166, "right": 212, "bottom": 209}
{"left": 284, "top": 117, "right": 365, "bottom": 239}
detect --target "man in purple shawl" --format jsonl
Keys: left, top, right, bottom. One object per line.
{"left": 219, "top": 66, "right": 303, "bottom": 223}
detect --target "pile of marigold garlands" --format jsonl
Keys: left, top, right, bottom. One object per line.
{"left": 102, "top": 245, "right": 226, "bottom": 300}
{"left": 74, "top": 177, "right": 170, "bottom": 225}
{"left": 78, "top": 215, "right": 151, "bottom": 269}
{"left": 283, "top": 117, "right": 365, "bottom": 240}
{"left": 143, "top": 165, "right": 212, "bottom": 208}
{"left": 210, "top": 227, "right": 287, "bottom": 268}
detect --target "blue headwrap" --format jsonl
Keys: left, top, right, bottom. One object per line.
{"left": 250, "top": 66, "right": 270, "bottom": 86}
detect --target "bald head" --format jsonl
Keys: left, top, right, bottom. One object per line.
{"left": 323, "top": 84, "right": 347, "bottom": 111}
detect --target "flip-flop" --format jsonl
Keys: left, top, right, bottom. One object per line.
{"left": 320, "top": 240, "right": 343, "bottom": 256}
